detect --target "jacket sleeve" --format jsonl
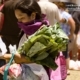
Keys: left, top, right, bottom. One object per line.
{"left": 0, "top": 12, "right": 4, "bottom": 31}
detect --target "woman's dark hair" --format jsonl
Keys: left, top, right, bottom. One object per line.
{"left": 13, "top": 0, "right": 42, "bottom": 20}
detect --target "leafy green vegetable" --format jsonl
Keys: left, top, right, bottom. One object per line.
{"left": 35, "top": 56, "right": 58, "bottom": 70}
{"left": 35, "top": 52, "right": 49, "bottom": 60}
{"left": 27, "top": 42, "right": 46, "bottom": 57}
{"left": 17, "top": 23, "right": 69, "bottom": 70}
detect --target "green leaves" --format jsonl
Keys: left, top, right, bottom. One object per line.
{"left": 27, "top": 42, "right": 46, "bottom": 57}
{"left": 17, "top": 23, "right": 69, "bottom": 70}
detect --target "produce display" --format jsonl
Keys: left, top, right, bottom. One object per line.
{"left": 18, "top": 23, "right": 69, "bottom": 70}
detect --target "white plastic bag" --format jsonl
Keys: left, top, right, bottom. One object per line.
{"left": 21, "top": 64, "right": 40, "bottom": 80}
{"left": 27, "top": 63, "right": 49, "bottom": 80}
{"left": 69, "top": 60, "right": 78, "bottom": 70}
{"left": 9, "top": 64, "right": 41, "bottom": 80}
{"left": 69, "top": 60, "right": 80, "bottom": 70}
{"left": 6, "top": 64, "right": 40, "bottom": 80}
{"left": 0, "top": 37, "right": 7, "bottom": 56}
{"left": 9, "top": 44, "right": 16, "bottom": 54}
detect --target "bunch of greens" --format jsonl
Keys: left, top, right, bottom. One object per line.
{"left": 18, "top": 23, "right": 69, "bottom": 70}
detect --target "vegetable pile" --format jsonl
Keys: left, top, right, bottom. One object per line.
{"left": 18, "top": 23, "right": 69, "bottom": 70}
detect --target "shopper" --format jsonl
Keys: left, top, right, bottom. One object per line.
{"left": 38, "top": 1, "right": 62, "bottom": 25}
{"left": 56, "top": 2, "right": 75, "bottom": 74}
{"left": 0, "top": 0, "right": 21, "bottom": 79}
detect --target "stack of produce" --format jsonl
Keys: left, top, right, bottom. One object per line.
{"left": 18, "top": 23, "right": 69, "bottom": 70}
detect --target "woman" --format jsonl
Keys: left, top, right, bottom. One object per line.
{"left": 55, "top": 2, "right": 75, "bottom": 74}
{"left": 1, "top": 0, "right": 48, "bottom": 63}
{"left": 0, "top": 0, "right": 49, "bottom": 79}
{"left": 0, "top": 0, "right": 21, "bottom": 79}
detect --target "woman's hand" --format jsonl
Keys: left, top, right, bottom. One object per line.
{"left": 14, "top": 53, "right": 32, "bottom": 64}
{"left": 0, "top": 53, "right": 33, "bottom": 64}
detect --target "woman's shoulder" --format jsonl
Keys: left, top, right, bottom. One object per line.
{"left": 62, "top": 11, "right": 71, "bottom": 16}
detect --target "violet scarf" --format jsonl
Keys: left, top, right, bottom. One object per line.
{"left": 17, "top": 17, "right": 49, "bottom": 35}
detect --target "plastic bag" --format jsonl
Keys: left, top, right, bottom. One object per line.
{"left": 9, "top": 63, "right": 22, "bottom": 78}
{"left": 49, "top": 52, "right": 67, "bottom": 80}
{"left": 0, "top": 64, "right": 40, "bottom": 80}
{"left": 9, "top": 44, "right": 16, "bottom": 54}
{"left": 0, "top": 37, "right": 7, "bottom": 56}
{"left": 9, "top": 63, "right": 49, "bottom": 80}
{"left": 0, "top": 63, "right": 22, "bottom": 80}
{"left": 27, "top": 63, "right": 49, "bottom": 80}
{"left": 69, "top": 60, "right": 80, "bottom": 70}
{"left": 7, "top": 64, "right": 41, "bottom": 80}
{"left": 20, "top": 64, "right": 40, "bottom": 80}
{"left": 69, "top": 60, "right": 78, "bottom": 70}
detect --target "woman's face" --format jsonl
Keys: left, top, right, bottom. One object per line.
{"left": 15, "top": 9, "right": 36, "bottom": 23}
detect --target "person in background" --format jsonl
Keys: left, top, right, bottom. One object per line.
{"left": 0, "top": 0, "right": 21, "bottom": 79}
{"left": 72, "top": 11, "right": 80, "bottom": 35}
{"left": 72, "top": 11, "right": 80, "bottom": 60}
{"left": 37, "top": 0, "right": 62, "bottom": 25}
{"left": 37, "top": 1, "right": 73, "bottom": 75}
{"left": 55, "top": 2, "right": 75, "bottom": 74}
{"left": 36, "top": 0, "right": 68, "bottom": 27}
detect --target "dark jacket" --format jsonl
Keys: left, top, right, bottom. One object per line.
{"left": 0, "top": 1, "right": 21, "bottom": 52}
{"left": 0, "top": 1, "right": 21, "bottom": 78}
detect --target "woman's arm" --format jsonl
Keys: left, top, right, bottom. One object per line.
{"left": 68, "top": 17, "right": 75, "bottom": 38}
{"left": 0, "top": 53, "right": 32, "bottom": 64}
{"left": 14, "top": 52, "right": 32, "bottom": 63}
